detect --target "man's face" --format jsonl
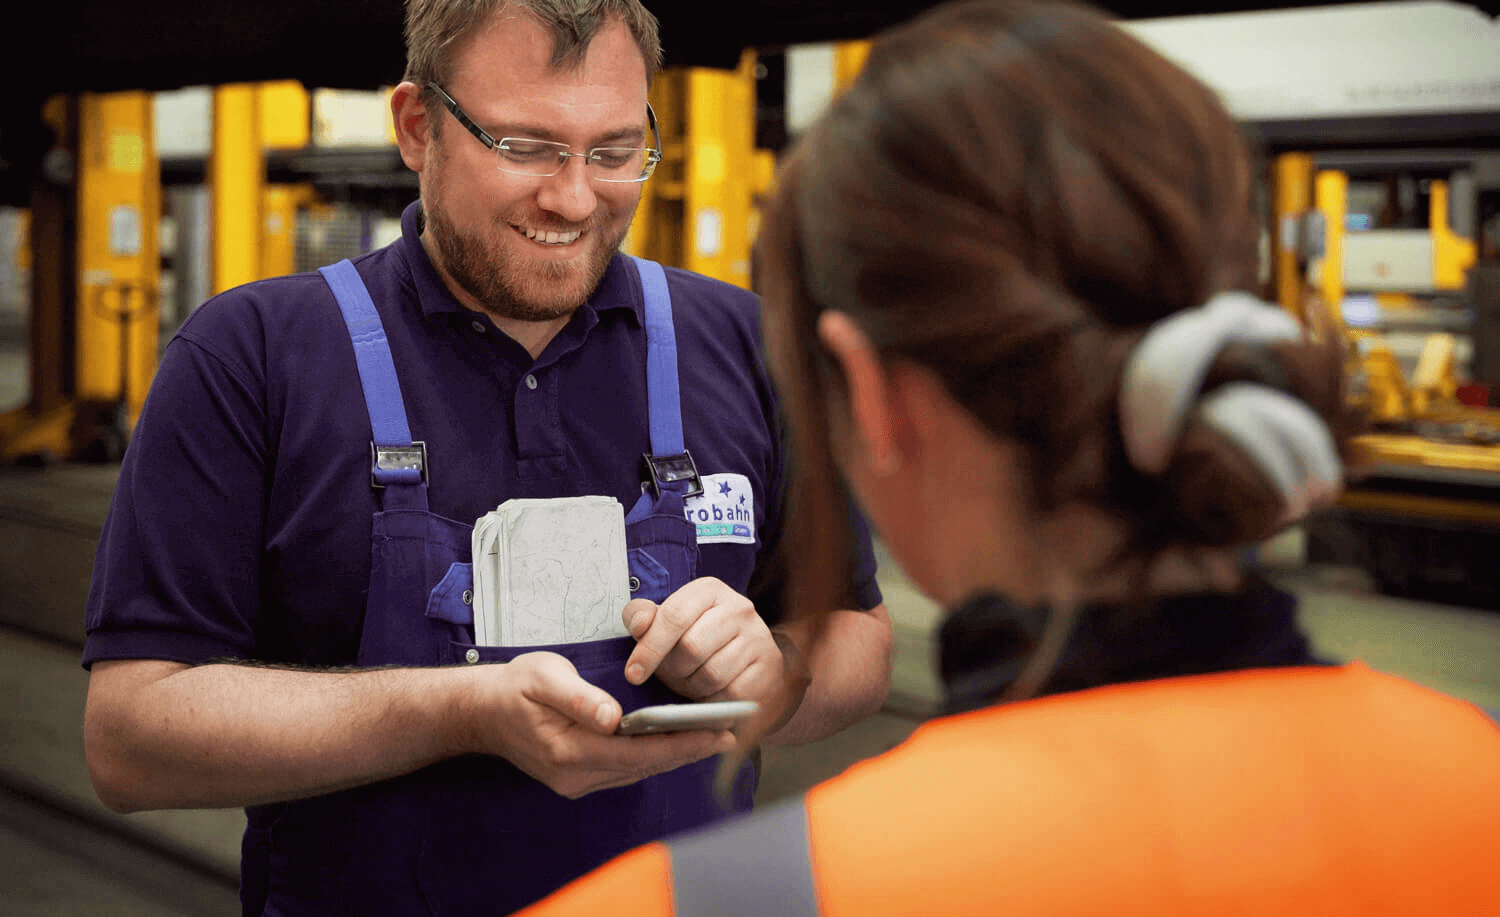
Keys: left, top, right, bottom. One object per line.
{"left": 419, "top": 11, "right": 649, "bottom": 322}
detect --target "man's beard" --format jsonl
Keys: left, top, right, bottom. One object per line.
{"left": 424, "top": 201, "right": 623, "bottom": 323}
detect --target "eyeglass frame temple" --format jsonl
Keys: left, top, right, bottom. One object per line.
{"left": 427, "top": 83, "right": 662, "bottom": 178}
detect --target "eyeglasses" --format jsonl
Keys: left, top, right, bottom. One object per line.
{"left": 427, "top": 84, "right": 663, "bottom": 183}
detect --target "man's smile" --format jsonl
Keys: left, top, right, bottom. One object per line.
{"left": 512, "top": 223, "right": 585, "bottom": 246}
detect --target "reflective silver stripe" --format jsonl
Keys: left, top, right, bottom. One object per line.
{"left": 668, "top": 795, "right": 820, "bottom": 917}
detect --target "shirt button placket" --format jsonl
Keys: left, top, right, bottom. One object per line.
{"left": 514, "top": 365, "right": 563, "bottom": 481}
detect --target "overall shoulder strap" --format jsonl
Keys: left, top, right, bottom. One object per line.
{"left": 627, "top": 256, "right": 701, "bottom": 506}
{"left": 318, "top": 260, "right": 426, "bottom": 497}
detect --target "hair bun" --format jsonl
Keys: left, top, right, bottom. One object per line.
{"left": 1118, "top": 292, "right": 1344, "bottom": 542}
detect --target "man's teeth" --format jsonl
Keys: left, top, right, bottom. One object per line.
{"left": 519, "top": 226, "right": 582, "bottom": 245}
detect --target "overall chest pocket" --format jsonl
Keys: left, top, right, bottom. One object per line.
{"left": 426, "top": 504, "right": 701, "bottom": 665}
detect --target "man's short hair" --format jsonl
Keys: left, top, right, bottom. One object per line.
{"left": 404, "top": 0, "right": 663, "bottom": 122}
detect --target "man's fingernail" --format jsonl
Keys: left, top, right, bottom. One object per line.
{"left": 625, "top": 664, "right": 644, "bottom": 684}
{"left": 596, "top": 703, "right": 613, "bottom": 730}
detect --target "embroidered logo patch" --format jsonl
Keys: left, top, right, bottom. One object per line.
{"left": 683, "top": 473, "right": 756, "bottom": 544}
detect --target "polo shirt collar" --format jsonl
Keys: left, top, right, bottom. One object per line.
{"left": 395, "top": 201, "right": 644, "bottom": 328}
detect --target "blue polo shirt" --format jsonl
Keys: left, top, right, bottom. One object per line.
{"left": 83, "top": 202, "right": 881, "bottom": 669}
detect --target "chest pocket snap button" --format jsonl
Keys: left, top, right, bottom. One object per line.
{"left": 628, "top": 575, "right": 641, "bottom": 593}
{"left": 462, "top": 589, "right": 473, "bottom": 606}
{"left": 465, "top": 648, "right": 480, "bottom": 664}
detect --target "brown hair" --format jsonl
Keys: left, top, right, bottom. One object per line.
{"left": 403, "top": 0, "right": 663, "bottom": 129}
{"left": 756, "top": 0, "right": 1360, "bottom": 635}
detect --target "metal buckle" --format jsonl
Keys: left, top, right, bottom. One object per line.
{"left": 642, "top": 450, "right": 703, "bottom": 499}
{"left": 370, "top": 441, "right": 428, "bottom": 490}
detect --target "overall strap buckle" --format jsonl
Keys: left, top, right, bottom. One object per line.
{"left": 643, "top": 450, "right": 703, "bottom": 499}
{"left": 371, "top": 441, "right": 428, "bottom": 490}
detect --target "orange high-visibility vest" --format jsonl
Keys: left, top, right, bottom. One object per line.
{"left": 519, "top": 663, "right": 1500, "bottom": 916}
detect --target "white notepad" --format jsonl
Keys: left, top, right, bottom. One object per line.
{"left": 470, "top": 496, "right": 631, "bottom": 647}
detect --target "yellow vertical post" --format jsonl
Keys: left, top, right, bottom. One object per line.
{"left": 1313, "top": 169, "right": 1349, "bottom": 339}
{"left": 1271, "top": 152, "right": 1314, "bottom": 320}
{"left": 834, "top": 41, "right": 872, "bottom": 93}
{"left": 211, "top": 83, "right": 263, "bottom": 294}
{"left": 259, "top": 80, "right": 310, "bottom": 151}
{"left": 260, "top": 185, "right": 316, "bottom": 280}
{"left": 626, "top": 71, "right": 685, "bottom": 263}
{"left": 258, "top": 82, "right": 313, "bottom": 280}
{"left": 1428, "top": 179, "right": 1477, "bottom": 291}
{"left": 75, "top": 91, "right": 160, "bottom": 425}
{"left": 682, "top": 50, "right": 757, "bottom": 288}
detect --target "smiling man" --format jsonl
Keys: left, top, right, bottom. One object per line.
{"left": 407, "top": 7, "right": 648, "bottom": 338}
{"left": 79, "top": 2, "right": 893, "bottom": 915}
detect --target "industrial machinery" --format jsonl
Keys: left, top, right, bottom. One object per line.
{"left": 0, "top": 82, "right": 313, "bottom": 463}
{"left": 6, "top": 2, "right": 1500, "bottom": 620}
{"left": 1121, "top": 2, "right": 1500, "bottom": 606}
{"left": 0, "top": 92, "right": 160, "bottom": 463}
{"left": 0, "top": 57, "right": 778, "bottom": 463}
{"left": 1277, "top": 149, "right": 1500, "bottom": 607}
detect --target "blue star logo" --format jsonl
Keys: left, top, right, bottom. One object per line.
{"left": 718, "top": 481, "right": 733, "bottom": 496}
{"left": 739, "top": 494, "right": 746, "bottom": 506}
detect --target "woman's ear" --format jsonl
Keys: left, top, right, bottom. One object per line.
{"left": 817, "top": 311, "right": 902, "bottom": 476}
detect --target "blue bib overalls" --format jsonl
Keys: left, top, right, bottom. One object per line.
{"left": 239, "top": 257, "right": 755, "bottom": 916}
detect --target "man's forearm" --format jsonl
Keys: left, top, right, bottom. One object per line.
{"left": 765, "top": 604, "right": 893, "bottom": 746}
{"left": 84, "top": 659, "right": 475, "bottom": 813}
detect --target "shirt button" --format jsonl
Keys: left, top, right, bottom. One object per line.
{"left": 524, "top": 374, "right": 538, "bottom": 390}
{"left": 462, "top": 589, "right": 473, "bottom": 606}
{"left": 471, "top": 320, "right": 486, "bottom": 334}
{"left": 465, "top": 648, "right": 480, "bottom": 664}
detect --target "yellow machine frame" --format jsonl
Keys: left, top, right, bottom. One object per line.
{"left": 2, "top": 49, "right": 810, "bottom": 462}
{"left": 0, "top": 91, "right": 161, "bottom": 462}
{"left": 0, "top": 83, "right": 312, "bottom": 462}
{"left": 626, "top": 50, "right": 775, "bottom": 290}
{"left": 1271, "top": 152, "right": 1500, "bottom": 478}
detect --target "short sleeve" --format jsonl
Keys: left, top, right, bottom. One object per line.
{"left": 82, "top": 306, "right": 271, "bottom": 668}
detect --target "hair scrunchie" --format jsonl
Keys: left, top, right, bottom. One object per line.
{"left": 1118, "top": 292, "right": 1343, "bottom": 525}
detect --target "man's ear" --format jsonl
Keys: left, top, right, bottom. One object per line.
{"left": 817, "top": 311, "right": 902, "bottom": 477}
{"left": 390, "top": 81, "right": 433, "bottom": 172}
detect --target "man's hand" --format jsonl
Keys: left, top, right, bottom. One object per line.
{"left": 83, "top": 652, "right": 735, "bottom": 814}
{"left": 463, "top": 652, "right": 735, "bottom": 799}
{"left": 621, "top": 578, "right": 794, "bottom": 720}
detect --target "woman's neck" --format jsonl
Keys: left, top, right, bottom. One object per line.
{"left": 941, "top": 501, "right": 1245, "bottom": 610}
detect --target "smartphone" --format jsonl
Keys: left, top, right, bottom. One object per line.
{"left": 616, "top": 700, "right": 761, "bottom": 736}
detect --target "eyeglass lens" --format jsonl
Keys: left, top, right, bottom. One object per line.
{"left": 496, "top": 139, "right": 655, "bottom": 181}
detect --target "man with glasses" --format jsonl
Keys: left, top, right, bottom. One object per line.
{"left": 80, "top": 1, "right": 892, "bottom": 914}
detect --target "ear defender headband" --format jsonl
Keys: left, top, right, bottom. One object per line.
{"left": 1118, "top": 292, "right": 1343, "bottom": 526}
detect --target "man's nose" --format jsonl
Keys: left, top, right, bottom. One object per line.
{"left": 535, "top": 155, "right": 597, "bottom": 223}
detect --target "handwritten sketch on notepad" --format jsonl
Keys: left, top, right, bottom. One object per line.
{"left": 472, "top": 496, "right": 631, "bottom": 647}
